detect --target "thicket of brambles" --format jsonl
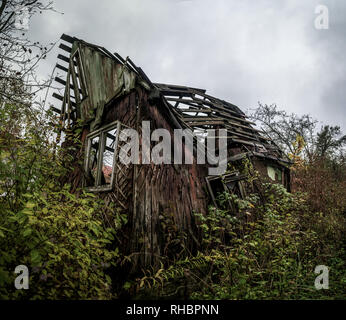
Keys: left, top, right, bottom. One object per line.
{"left": 0, "top": 0, "right": 345, "bottom": 300}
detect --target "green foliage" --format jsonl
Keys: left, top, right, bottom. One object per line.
{"left": 0, "top": 102, "right": 123, "bottom": 299}
{"left": 136, "top": 183, "right": 346, "bottom": 300}
{"left": 1, "top": 100, "right": 344, "bottom": 300}
{"left": 0, "top": 186, "right": 122, "bottom": 299}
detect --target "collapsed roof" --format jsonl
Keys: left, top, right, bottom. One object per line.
{"left": 52, "top": 34, "right": 290, "bottom": 164}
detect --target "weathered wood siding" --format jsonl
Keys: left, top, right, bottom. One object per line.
{"left": 75, "top": 42, "right": 136, "bottom": 123}
{"left": 70, "top": 88, "right": 208, "bottom": 268}
{"left": 128, "top": 89, "right": 208, "bottom": 267}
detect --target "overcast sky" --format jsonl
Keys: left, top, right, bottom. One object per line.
{"left": 29, "top": 0, "right": 345, "bottom": 131}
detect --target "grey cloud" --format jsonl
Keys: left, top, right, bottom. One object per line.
{"left": 28, "top": 0, "right": 345, "bottom": 131}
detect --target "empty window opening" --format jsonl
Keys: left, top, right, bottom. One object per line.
{"left": 85, "top": 121, "right": 120, "bottom": 191}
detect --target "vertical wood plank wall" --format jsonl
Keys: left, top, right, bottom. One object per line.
{"left": 73, "top": 88, "right": 209, "bottom": 268}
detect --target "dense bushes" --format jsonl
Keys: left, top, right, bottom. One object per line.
{"left": 0, "top": 103, "right": 123, "bottom": 299}
{"left": 0, "top": 186, "right": 123, "bottom": 299}
{"left": 133, "top": 182, "right": 345, "bottom": 300}
{"left": 128, "top": 107, "right": 346, "bottom": 300}
{"left": 292, "top": 156, "right": 346, "bottom": 214}
{"left": 1, "top": 101, "right": 345, "bottom": 300}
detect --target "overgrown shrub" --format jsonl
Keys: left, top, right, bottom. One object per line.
{"left": 134, "top": 183, "right": 345, "bottom": 300}
{"left": 0, "top": 186, "right": 123, "bottom": 299}
{"left": 0, "top": 103, "right": 123, "bottom": 299}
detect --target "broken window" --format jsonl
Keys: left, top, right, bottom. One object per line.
{"left": 85, "top": 121, "right": 120, "bottom": 191}
{"left": 205, "top": 171, "right": 247, "bottom": 210}
{"left": 267, "top": 165, "right": 282, "bottom": 182}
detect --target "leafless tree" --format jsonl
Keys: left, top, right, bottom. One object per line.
{"left": 249, "top": 103, "right": 346, "bottom": 162}
{"left": 0, "top": 0, "right": 56, "bottom": 106}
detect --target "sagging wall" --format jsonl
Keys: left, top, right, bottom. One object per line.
{"left": 227, "top": 144, "right": 291, "bottom": 191}
{"left": 72, "top": 87, "right": 208, "bottom": 268}
{"left": 127, "top": 89, "right": 208, "bottom": 267}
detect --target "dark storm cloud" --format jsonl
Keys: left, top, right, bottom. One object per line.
{"left": 28, "top": 0, "right": 345, "bottom": 131}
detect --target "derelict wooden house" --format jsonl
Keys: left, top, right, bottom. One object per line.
{"left": 52, "top": 34, "right": 290, "bottom": 266}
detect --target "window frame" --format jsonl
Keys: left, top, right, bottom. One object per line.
{"left": 84, "top": 120, "right": 121, "bottom": 192}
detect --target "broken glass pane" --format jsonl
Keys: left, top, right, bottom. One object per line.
{"left": 87, "top": 135, "right": 100, "bottom": 186}
{"left": 101, "top": 128, "right": 117, "bottom": 185}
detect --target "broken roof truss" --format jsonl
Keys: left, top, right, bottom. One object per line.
{"left": 52, "top": 34, "right": 289, "bottom": 164}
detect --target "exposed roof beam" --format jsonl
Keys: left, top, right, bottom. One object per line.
{"left": 60, "top": 33, "right": 75, "bottom": 44}
{"left": 59, "top": 43, "right": 72, "bottom": 53}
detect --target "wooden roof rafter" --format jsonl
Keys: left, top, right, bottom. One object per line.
{"left": 50, "top": 33, "right": 289, "bottom": 163}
